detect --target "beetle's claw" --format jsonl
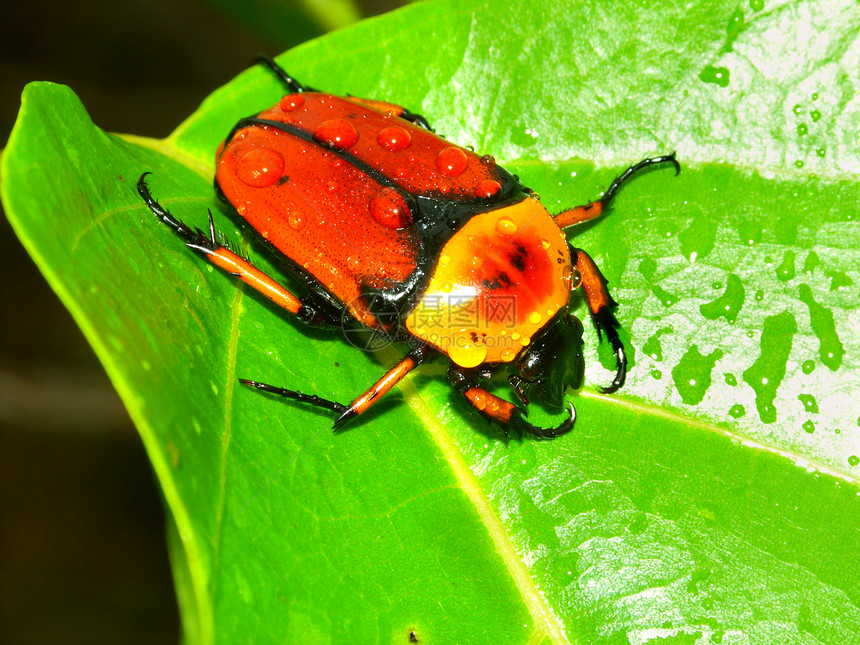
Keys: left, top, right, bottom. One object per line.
{"left": 509, "top": 403, "right": 575, "bottom": 440}
{"left": 600, "top": 343, "right": 628, "bottom": 394}
{"left": 331, "top": 407, "right": 358, "bottom": 432}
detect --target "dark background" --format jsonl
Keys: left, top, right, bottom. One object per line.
{"left": 0, "top": 1, "right": 394, "bottom": 642}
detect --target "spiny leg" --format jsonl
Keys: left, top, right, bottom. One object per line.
{"left": 554, "top": 153, "right": 680, "bottom": 229}
{"left": 252, "top": 54, "right": 434, "bottom": 131}
{"left": 348, "top": 97, "right": 435, "bottom": 131}
{"left": 448, "top": 366, "right": 575, "bottom": 440}
{"left": 137, "top": 173, "right": 327, "bottom": 325}
{"left": 242, "top": 348, "right": 430, "bottom": 430}
{"left": 252, "top": 53, "right": 317, "bottom": 93}
{"left": 570, "top": 246, "right": 626, "bottom": 393}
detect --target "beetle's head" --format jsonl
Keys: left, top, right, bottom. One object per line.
{"left": 513, "top": 313, "right": 584, "bottom": 407}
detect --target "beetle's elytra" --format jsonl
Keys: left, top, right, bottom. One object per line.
{"left": 138, "top": 55, "right": 680, "bottom": 439}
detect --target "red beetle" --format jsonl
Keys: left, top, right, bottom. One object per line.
{"left": 138, "top": 56, "right": 679, "bottom": 438}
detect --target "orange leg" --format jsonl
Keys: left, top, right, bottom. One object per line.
{"left": 332, "top": 353, "right": 423, "bottom": 428}
{"left": 571, "top": 247, "right": 626, "bottom": 393}
{"left": 240, "top": 350, "right": 428, "bottom": 430}
{"left": 554, "top": 153, "right": 680, "bottom": 230}
{"left": 448, "top": 367, "right": 575, "bottom": 439}
{"left": 253, "top": 53, "right": 434, "bottom": 132}
{"left": 137, "top": 174, "right": 332, "bottom": 325}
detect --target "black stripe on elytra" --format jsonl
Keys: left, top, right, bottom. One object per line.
{"left": 223, "top": 116, "right": 521, "bottom": 209}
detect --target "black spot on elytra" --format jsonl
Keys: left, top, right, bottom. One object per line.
{"left": 277, "top": 175, "right": 290, "bottom": 185}
{"left": 508, "top": 244, "right": 529, "bottom": 272}
{"left": 481, "top": 269, "right": 515, "bottom": 290}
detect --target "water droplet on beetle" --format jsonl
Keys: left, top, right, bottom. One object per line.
{"left": 476, "top": 180, "right": 501, "bottom": 198}
{"left": 288, "top": 212, "right": 304, "bottom": 230}
{"left": 449, "top": 340, "right": 488, "bottom": 368}
{"left": 436, "top": 147, "right": 468, "bottom": 177}
{"left": 279, "top": 94, "right": 305, "bottom": 112}
{"left": 370, "top": 187, "right": 413, "bottom": 230}
{"left": 501, "top": 347, "right": 517, "bottom": 362}
{"left": 377, "top": 126, "right": 411, "bottom": 151}
{"left": 236, "top": 148, "right": 285, "bottom": 188}
{"left": 326, "top": 180, "right": 341, "bottom": 193}
{"left": 540, "top": 239, "right": 551, "bottom": 250}
{"left": 562, "top": 266, "right": 582, "bottom": 290}
{"left": 495, "top": 216, "right": 517, "bottom": 236}
{"left": 313, "top": 118, "right": 359, "bottom": 149}
{"left": 529, "top": 311, "right": 542, "bottom": 325}
{"left": 480, "top": 154, "right": 496, "bottom": 166}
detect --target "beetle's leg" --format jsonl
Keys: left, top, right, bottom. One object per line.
{"left": 347, "top": 97, "right": 435, "bottom": 132}
{"left": 138, "top": 174, "right": 326, "bottom": 325}
{"left": 569, "top": 246, "right": 626, "bottom": 393}
{"left": 253, "top": 53, "right": 318, "bottom": 93}
{"left": 332, "top": 347, "right": 431, "bottom": 429}
{"left": 554, "top": 153, "right": 680, "bottom": 229}
{"left": 448, "top": 367, "right": 575, "bottom": 440}
{"left": 240, "top": 347, "right": 432, "bottom": 430}
{"left": 238, "top": 380, "right": 348, "bottom": 415}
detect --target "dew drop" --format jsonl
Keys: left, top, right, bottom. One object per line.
{"left": 651, "top": 369, "right": 662, "bottom": 379}
{"left": 802, "top": 420, "right": 815, "bottom": 433}
{"left": 725, "top": 373, "right": 737, "bottom": 386}
{"left": 279, "top": 94, "right": 305, "bottom": 112}
{"left": 436, "top": 147, "right": 468, "bottom": 177}
{"left": 501, "top": 347, "right": 517, "bottom": 362}
{"left": 476, "top": 180, "right": 502, "bottom": 198}
{"left": 794, "top": 160, "right": 804, "bottom": 169}
{"left": 810, "top": 109, "right": 821, "bottom": 122}
{"left": 540, "top": 239, "right": 551, "bottom": 250}
{"left": 816, "top": 147, "right": 826, "bottom": 157}
{"left": 449, "top": 340, "right": 488, "bottom": 368}
{"left": 313, "top": 118, "right": 359, "bottom": 149}
{"left": 792, "top": 104, "right": 803, "bottom": 115}
{"left": 370, "top": 187, "right": 413, "bottom": 230}
{"left": 801, "top": 359, "right": 815, "bottom": 374}
{"left": 812, "top": 92, "right": 819, "bottom": 101}
{"left": 848, "top": 455, "right": 860, "bottom": 466}
{"left": 797, "top": 123, "right": 808, "bottom": 136}
{"left": 528, "top": 311, "right": 542, "bottom": 325}
{"left": 750, "top": 0, "right": 764, "bottom": 10}
{"left": 480, "top": 154, "right": 496, "bottom": 166}
{"left": 495, "top": 216, "right": 518, "bottom": 236}
{"left": 755, "top": 289, "right": 764, "bottom": 301}
{"left": 377, "top": 126, "right": 412, "bottom": 151}
{"left": 288, "top": 212, "right": 304, "bottom": 230}
{"left": 236, "top": 148, "right": 285, "bottom": 188}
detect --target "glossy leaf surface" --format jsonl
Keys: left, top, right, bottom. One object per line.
{"left": 2, "top": 0, "right": 858, "bottom": 642}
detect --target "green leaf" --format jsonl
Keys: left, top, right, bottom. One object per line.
{"left": 3, "top": 0, "right": 859, "bottom": 643}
